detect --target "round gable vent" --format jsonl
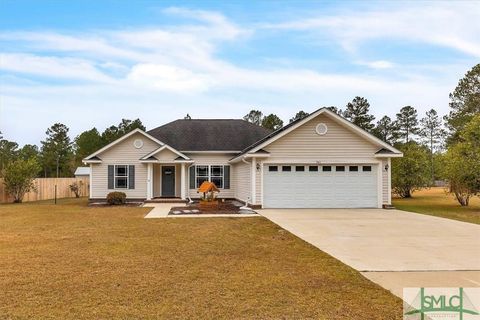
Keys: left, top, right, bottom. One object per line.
{"left": 133, "top": 139, "right": 144, "bottom": 149}
{"left": 316, "top": 123, "right": 328, "bottom": 135}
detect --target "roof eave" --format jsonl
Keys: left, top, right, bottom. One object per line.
{"left": 374, "top": 153, "right": 403, "bottom": 158}
{"left": 83, "top": 160, "right": 102, "bottom": 164}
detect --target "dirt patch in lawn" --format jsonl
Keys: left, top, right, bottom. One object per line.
{"left": 0, "top": 198, "right": 402, "bottom": 319}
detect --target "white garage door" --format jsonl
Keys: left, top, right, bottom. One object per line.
{"left": 263, "top": 164, "right": 378, "bottom": 208}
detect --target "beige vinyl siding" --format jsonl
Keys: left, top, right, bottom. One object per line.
{"left": 154, "top": 148, "right": 178, "bottom": 161}
{"left": 382, "top": 159, "right": 389, "bottom": 204}
{"left": 91, "top": 133, "right": 160, "bottom": 199}
{"left": 264, "top": 114, "right": 379, "bottom": 162}
{"left": 153, "top": 165, "right": 161, "bottom": 197}
{"left": 185, "top": 153, "right": 236, "bottom": 199}
{"left": 255, "top": 164, "right": 262, "bottom": 205}
{"left": 175, "top": 165, "right": 181, "bottom": 197}
{"left": 233, "top": 161, "right": 251, "bottom": 202}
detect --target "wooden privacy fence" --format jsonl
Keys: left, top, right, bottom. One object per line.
{"left": 0, "top": 177, "right": 89, "bottom": 203}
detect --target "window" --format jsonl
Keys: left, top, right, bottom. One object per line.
{"left": 269, "top": 166, "right": 278, "bottom": 172}
{"left": 363, "top": 165, "right": 372, "bottom": 172}
{"left": 282, "top": 166, "right": 291, "bottom": 172}
{"left": 114, "top": 165, "right": 128, "bottom": 189}
{"left": 336, "top": 166, "right": 345, "bottom": 172}
{"left": 349, "top": 166, "right": 359, "bottom": 172}
{"left": 295, "top": 166, "right": 305, "bottom": 172}
{"left": 194, "top": 165, "right": 229, "bottom": 188}
{"left": 309, "top": 166, "right": 318, "bottom": 172}
{"left": 210, "top": 165, "right": 224, "bottom": 188}
{"left": 322, "top": 166, "right": 332, "bottom": 172}
{"left": 196, "top": 165, "right": 209, "bottom": 188}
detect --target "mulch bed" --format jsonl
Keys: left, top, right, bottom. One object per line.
{"left": 88, "top": 202, "right": 143, "bottom": 207}
{"left": 169, "top": 202, "right": 256, "bottom": 215}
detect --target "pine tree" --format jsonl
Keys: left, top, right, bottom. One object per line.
{"left": 289, "top": 110, "right": 309, "bottom": 123}
{"left": 261, "top": 114, "right": 283, "bottom": 131}
{"left": 343, "top": 97, "right": 375, "bottom": 131}
{"left": 444, "top": 64, "right": 480, "bottom": 144}
{"left": 419, "top": 109, "right": 446, "bottom": 184}
{"left": 372, "top": 116, "right": 396, "bottom": 144}
{"left": 243, "top": 110, "right": 263, "bottom": 126}
{"left": 40, "top": 123, "right": 73, "bottom": 177}
{"left": 395, "top": 106, "right": 419, "bottom": 143}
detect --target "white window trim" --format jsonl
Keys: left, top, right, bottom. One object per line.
{"left": 114, "top": 165, "right": 129, "bottom": 189}
{"left": 196, "top": 165, "right": 209, "bottom": 189}
{"left": 210, "top": 165, "right": 224, "bottom": 189}
{"left": 194, "top": 165, "right": 228, "bottom": 189}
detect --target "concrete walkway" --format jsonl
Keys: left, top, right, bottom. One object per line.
{"left": 259, "top": 208, "right": 480, "bottom": 297}
{"left": 143, "top": 203, "right": 258, "bottom": 218}
{"left": 143, "top": 203, "right": 185, "bottom": 218}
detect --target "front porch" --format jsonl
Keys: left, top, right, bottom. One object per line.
{"left": 145, "top": 163, "right": 190, "bottom": 201}
{"left": 140, "top": 144, "right": 194, "bottom": 201}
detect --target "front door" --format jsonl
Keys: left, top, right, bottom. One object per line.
{"left": 161, "top": 166, "right": 175, "bottom": 197}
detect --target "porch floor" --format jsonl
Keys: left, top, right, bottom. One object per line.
{"left": 145, "top": 198, "right": 187, "bottom": 204}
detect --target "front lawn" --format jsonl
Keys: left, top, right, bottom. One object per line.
{"left": 0, "top": 198, "right": 402, "bottom": 319}
{"left": 393, "top": 187, "right": 480, "bottom": 225}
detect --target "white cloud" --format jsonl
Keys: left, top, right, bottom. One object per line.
{"left": 0, "top": 53, "right": 114, "bottom": 82}
{"left": 356, "top": 60, "right": 395, "bottom": 69}
{"left": 127, "top": 63, "right": 211, "bottom": 92}
{"left": 263, "top": 2, "right": 480, "bottom": 57}
{"left": 161, "top": 7, "right": 249, "bottom": 41}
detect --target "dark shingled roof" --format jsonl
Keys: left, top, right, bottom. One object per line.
{"left": 147, "top": 119, "right": 272, "bottom": 151}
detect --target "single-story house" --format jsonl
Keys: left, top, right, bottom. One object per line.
{"left": 74, "top": 166, "right": 90, "bottom": 178}
{"left": 83, "top": 108, "right": 402, "bottom": 208}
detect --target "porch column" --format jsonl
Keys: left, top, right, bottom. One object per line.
{"left": 180, "top": 163, "right": 186, "bottom": 200}
{"left": 147, "top": 163, "right": 153, "bottom": 200}
{"left": 251, "top": 157, "right": 256, "bottom": 204}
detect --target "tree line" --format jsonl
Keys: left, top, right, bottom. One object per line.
{"left": 0, "top": 119, "right": 145, "bottom": 179}
{"left": 1, "top": 64, "right": 478, "bottom": 205}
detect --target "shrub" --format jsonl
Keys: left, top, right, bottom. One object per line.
{"left": 442, "top": 115, "right": 480, "bottom": 206}
{"left": 392, "top": 141, "right": 430, "bottom": 198}
{"left": 106, "top": 192, "right": 126, "bottom": 205}
{"left": 69, "top": 181, "right": 84, "bottom": 198}
{"left": 2, "top": 158, "right": 40, "bottom": 203}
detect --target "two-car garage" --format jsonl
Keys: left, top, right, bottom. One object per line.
{"left": 263, "top": 164, "right": 378, "bottom": 208}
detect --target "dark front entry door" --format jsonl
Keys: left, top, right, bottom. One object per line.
{"left": 161, "top": 166, "right": 175, "bottom": 197}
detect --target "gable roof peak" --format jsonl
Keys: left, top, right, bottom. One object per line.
{"left": 230, "top": 107, "right": 401, "bottom": 162}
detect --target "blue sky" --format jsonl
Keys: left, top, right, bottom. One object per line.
{"left": 1, "top": 0, "right": 479, "bottom": 145}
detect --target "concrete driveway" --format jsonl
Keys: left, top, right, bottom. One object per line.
{"left": 259, "top": 208, "right": 480, "bottom": 296}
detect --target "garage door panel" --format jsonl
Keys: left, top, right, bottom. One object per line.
{"left": 263, "top": 164, "right": 378, "bottom": 208}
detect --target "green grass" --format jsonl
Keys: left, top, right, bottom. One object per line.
{"left": 393, "top": 187, "right": 480, "bottom": 225}
{"left": 0, "top": 198, "right": 402, "bottom": 319}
